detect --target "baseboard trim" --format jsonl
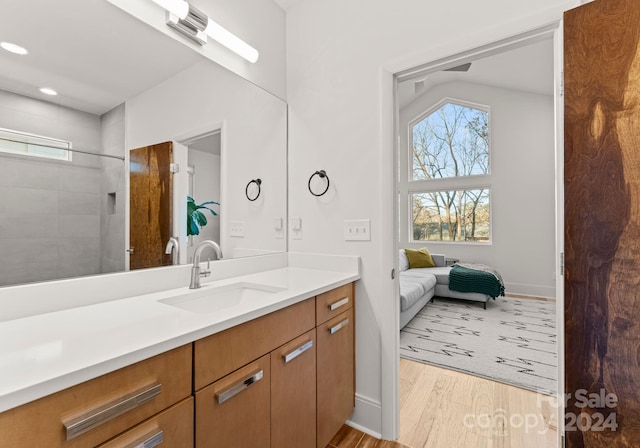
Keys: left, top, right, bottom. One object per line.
{"left": 504, "top": 282, "right": 555, "bottom": 299}
{"left": 507, "top": 293, "right": 556, "bottom": 302}
{"left": 347, "top": 393, "right": 382, "bottom": 439}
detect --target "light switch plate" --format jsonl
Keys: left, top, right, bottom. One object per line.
{"left": 291, "top": 217, "right": 302, "bottom": 240}
{"left": 274, "top": 217, "right": 284, "bottom": 239}
{"left": 344, "top": 219, "right": 371, "bottom": 241}
{"left": 230, "top": 221, "right": 245, "bottom": 237}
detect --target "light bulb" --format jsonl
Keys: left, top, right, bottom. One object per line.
{"left": 204, "top": 18, "right": 259, "bottom": 63}
{"left": 150, "top": 0, "right": 189, "bottom": 20}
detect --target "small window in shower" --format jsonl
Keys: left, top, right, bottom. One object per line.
{"left": 0, "top": 128, "right": 71, "bottom": 161}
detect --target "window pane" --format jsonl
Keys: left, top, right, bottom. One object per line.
{"left": 0, "top": 128, "right": 70, "bottom": 161}
{"left": 411, "top": 189, "right": 490, "bottom": 242}
{"left": 28, "top": 144, "right": 68, "bottom": 159}
{"left": 411, "top": 102, "right": 489, "bottom": 180}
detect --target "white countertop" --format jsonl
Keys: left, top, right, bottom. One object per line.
{"left": 0, "top": 264, "right": 359, "bottom": 413}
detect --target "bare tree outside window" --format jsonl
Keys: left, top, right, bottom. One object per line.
{"left": 410, "top": 102, "right": 490, "bottom": 242}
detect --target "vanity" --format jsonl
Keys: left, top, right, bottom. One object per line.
{"left": 0, "top": 255, "right": 358, "bottom": 448}
{"left": 0, "top": 3, "right": 356, "bottom": 447}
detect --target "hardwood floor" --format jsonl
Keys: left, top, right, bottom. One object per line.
{"left": 329, "top": 359, "right": 558, "bottom": 448}
{"left": 328, "top": 424, "right": 409, "bottom": 448}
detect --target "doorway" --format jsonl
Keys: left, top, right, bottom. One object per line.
{"left": 391, "top": 28, "right": 563, "bottom": 446}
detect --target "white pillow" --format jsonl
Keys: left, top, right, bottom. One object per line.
{"left": 398, "top": 249, "right": 409, "bottom": 271}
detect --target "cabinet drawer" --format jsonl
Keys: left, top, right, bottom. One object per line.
{"left": 271, "top": 329, "right": 316, "bottom": 448}
{"left": 316, "top": 308, "right": 355, "bottom": 448}
{"left": 196, "top": 354, "right": 270, "bottom": 448}
{"left": 97, "top": 397, "right": 193, "bottom": 448}
{"left": 316, "top": 283, "right": 353, "bottom": 325}
{"left": 0, "top": 344, "right": 191, "bottom": 448}
{"left": 194, "top": 298, "right": 315, "bottom": 389}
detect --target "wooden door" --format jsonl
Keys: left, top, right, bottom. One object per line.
{"left": 271, "top": 329, "right": 317, "bottom": 448}
{"left": 564, "top": 0, "right": 640, "bottom": 446}
{"left": 129, "top": 142, "right": 173, "bottom": 270}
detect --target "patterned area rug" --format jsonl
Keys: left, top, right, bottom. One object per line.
{"left": 400, "top": 297, "right": 557, "bottom": 395}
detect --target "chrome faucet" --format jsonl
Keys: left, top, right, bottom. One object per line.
{"left": 189, "top": 240, "right": 223, "bottom": 289}
{"left": 165, "top": 237, "right": 180, "bottom": 265}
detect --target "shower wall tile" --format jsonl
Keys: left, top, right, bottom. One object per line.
{"left": 57, "top": 258, "right": 101, "bottom": 279}
{"left": 59, "top": 237, "right": 100, "bottom": 261}
{"left": 0, "top": 89, "right": 125, "bottom": 286}
{"left": 59, "top": 167, "right": 101, "bottom": 193}
{"left": 0, "top": 159, "right": 59, "bottom": 189}
{"left": 0, "top": 263, "right": 60, "bottom": 287}
{"left": 59, "top": 191, "right": 100, "bottom": 216}
{"left": 0, "top": 187, "right": 58, "bottom": 214}
{"left": 0, "top": 213, "right": 58, "bottom": 238}
{"left": 0, "top": 238, "right": 58, "bottom": 267}
{"left": 58, "top": 215, "right": 100, "bottom": 239}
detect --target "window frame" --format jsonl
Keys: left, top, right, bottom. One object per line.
{"left": 408, "top": 97, "right": 492, "bottom": 181}
{"left": 409, "top": 186, "right": 493, "bottom": 244}
{"left": 406, "top": 97, "right": 493, "bottom": 245}
{"left": 0, "top": 127, "right": 72, "bottom": 162}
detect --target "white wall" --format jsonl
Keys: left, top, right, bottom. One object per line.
{"left": 399, "top": 81, "right": 556, "bottom": 298}
{"left": 285, "top": 0, "right": 579, "bottom": 437}
{"left": 125, "top": 59, "right": 287, "bottom": 259}
{"left": 107, "top": 0, "right": 286, "bottom": 99}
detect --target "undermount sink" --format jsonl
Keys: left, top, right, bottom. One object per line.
{"left": 159, "top": 282, "right": 286, "bottom": 313}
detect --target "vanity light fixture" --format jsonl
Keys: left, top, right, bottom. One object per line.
{"left": 149, "top": 0, "right": 259, "bottom": 63}
{"left": 0, "top": 41, "right": 28, "bottom": 55}
{"left": 39, "top": 88, "right": 58, "bottom": 96}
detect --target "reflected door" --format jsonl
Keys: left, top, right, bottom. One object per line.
{"left": 129, "top": 142, "right": 173, "bottom": 270}
{"left": 564, "top": 0, "right": 640, "bottom": 446}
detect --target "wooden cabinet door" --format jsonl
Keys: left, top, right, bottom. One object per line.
{"left": 97, "top": 398, "right": 193, "bottom": 448}
{"left": 564, "top": 0, "right": 640, "bottom": 446}
{"left": 316, "top": 308, "right": 354, "bottom": 448}
{"left": 195, "top": 354, "right": 270, "bottom": 448}
{"left": 271, "top": 329, "right": 317, "bottom": 448}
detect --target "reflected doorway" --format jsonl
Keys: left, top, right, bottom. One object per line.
{"left": 185, "top": 131, "right": 222, "bottom": 263}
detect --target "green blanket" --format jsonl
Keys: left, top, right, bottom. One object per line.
{"left": 449, "top": 264, "right": 505, "bottom": 298}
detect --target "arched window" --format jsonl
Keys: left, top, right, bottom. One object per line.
{"left": 408, "top": 99, "right": 491, "bottom": 242}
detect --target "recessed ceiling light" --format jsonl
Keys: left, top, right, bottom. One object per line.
{"left": 0, "top": 42, "right": 28, "bottom": 55}
{"left": 39, "top": 88, "right": 58, "bottom": 96}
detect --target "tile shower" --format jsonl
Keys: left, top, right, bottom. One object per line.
{"left": 0, "top": 89, "right": 126, "bottom": 286}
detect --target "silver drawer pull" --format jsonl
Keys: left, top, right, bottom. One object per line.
{"left": 216, "top": 370, "right": 264, "bottom": 404}
{"left": 329, "top": 297, "right": 349, "bottom": 311}
{"left": 283, "top": 340, "right": 314, "bottom": 364}
{"left": 330, "top": 318, "right": 350, "bottom": 334}
{"left": 64, "top": 383, "right": 162, "bottom": 441}
{"left": 125, "top": 430, "right": 164, "bottom": 448}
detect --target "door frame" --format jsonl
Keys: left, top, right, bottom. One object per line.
{"left": 379, "top": 18, "right": 565, "bottom": 443}
{"left": 172, "top": 122, "right": 226, "bottom": 264}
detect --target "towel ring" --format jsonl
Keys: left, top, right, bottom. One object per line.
{"left": 308, "top": 170, "right": 330, "bottom": 197}
{"left": 245, "top": 178, "right": 262, "bottom": 201}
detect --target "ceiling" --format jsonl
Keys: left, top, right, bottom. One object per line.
{"left": 189, "top": 132, "right": 222, "bottom": 156}
{"left": 398, "top": 38, "right": 554, "bottom": 109}
{"left": 0, "top": 0, "right": 202, "bottom": 115}
{"left": 273, "top": 0, "right": 303, "bottom": 11}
